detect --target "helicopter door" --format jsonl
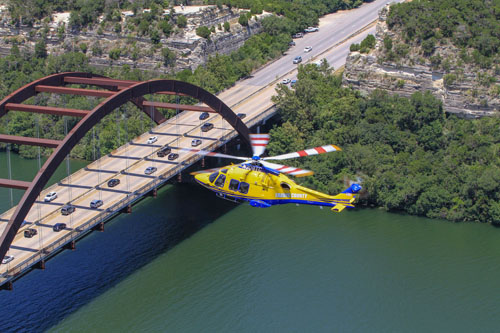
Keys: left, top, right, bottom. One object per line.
{"left": 214, "top": 174, "right": 226, "bottom": 187}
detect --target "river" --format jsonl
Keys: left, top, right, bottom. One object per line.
{"left": 1, "top": 151, "right": 499, "bottom": 332}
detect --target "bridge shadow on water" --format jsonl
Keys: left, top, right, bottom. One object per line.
{"left": 0, "top": 182, "right": 236, "bottom": 333}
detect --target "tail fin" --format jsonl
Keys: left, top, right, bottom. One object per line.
{"left": 342, "top": 183, "right": 362, "bottom": 194}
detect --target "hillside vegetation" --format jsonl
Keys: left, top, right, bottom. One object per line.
{"left": 270, "top": 63, "right": 500, "bottom": 224}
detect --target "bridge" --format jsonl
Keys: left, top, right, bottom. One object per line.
{"left": 0, "top": 0, "right": 399, "bottom": 290}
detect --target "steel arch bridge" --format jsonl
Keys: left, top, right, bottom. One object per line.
{"left": 0, "top": 72, "right": 251, "bottom": 266}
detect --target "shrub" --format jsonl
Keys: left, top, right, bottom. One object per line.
{"left": 384, "top": 36, "right": 393, "bottom": 50}
{"left": 196, "top": 26, "right": 211, "bottom": 39}
{"left": 224, "top": 21, "right": 230, "bottom": 32}
{"left": 360, "top": 34, "right": 376, "bottom": 50}
{"left": 443, "top": 73, "right": 457, "bottom": 87}
{"left": 109, "top": 48, "right": 121, "bottom": 60}
{"left": 177, "top": 15, "right": 187, "bottom": 28}
{"left": 350, "top": 43, "right": 360, "bottom": 52}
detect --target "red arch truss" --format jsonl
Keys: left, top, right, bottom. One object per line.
{"left": 0, "top": 72, "right": 251, "bottom": 263}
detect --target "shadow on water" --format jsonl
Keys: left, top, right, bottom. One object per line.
{"left": 0, "top": 182, "right": 236, "bottom": 333}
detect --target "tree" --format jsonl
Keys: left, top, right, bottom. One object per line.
{"left": 238, "top": 13, "right": 248, "bottom": 26}
{"left": 162, "top": 47, "right": 176, "bottom": 67}
{"left": 34, "top": 39, "right": 47, "bottom": 58}
{"left": 224, "top": 21, "right": 230, "bottom": 32}
{"left": 177, "top": 15, "right": 187, "bottom": 28}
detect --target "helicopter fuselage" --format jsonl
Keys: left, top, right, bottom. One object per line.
{"left": 194, "top": 163, "right": 360, "bottom": 212}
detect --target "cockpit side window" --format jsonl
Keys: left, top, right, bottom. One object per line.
{"left": 221, "top": 169, "right": 228, "bottom": 174}
{"left": 229, "top": 179, "right": 240, "bottom": 191}
{"left": 214, "top": 174, "right": 226, "bottom": 187}
{"left": 239, "top": 182, "right": 250, "bottom": 194}
{"left": 209, "top": 172, "right": 218, "bottom": 183}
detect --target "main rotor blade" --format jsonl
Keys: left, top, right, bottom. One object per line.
{"left": 261, "top": 161, "right": 314, "bottom": 177}
{"left": 190, "top": 167, "right": 224, "bottom": 175}
{"left": 262, "top": 144, "right": 341, "bottom": 161}
{"left": 182, "top": 148, "right": 248, "bottom": 161}
{"left": 250, "top": 134, "right": 270, "bottom": 157}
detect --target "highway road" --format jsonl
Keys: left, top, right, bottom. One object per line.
{"left": 0, "top": 0, "right": 402, "bottom": 280}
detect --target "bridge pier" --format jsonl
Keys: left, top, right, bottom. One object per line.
{"left": 201, "top": 157, "right": 205, "bottom": 168}
{"left": 123, "top": 205, "right": 132, "bottom": 213}
{"left": 65, "top": 240, "right": 76, "bottom": 250}
{"left": 93, "top": 222, "right": 104, "bottom": 232}
{"left": 36, "top": 259, "right": 45, "bottom": 270}
{"left": 1, "top": 281, "right": 12, "bottom": 291}
{"left": 177, "top": 173, "right": 182, "bottom": 183}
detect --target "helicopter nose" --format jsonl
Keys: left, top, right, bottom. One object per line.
{"left": 194, "top": 173, "right": 210, "bottom": 185}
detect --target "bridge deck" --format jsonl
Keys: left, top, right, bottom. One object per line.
{"left": 0, "top": 78, "right": 277, "bottom": 287}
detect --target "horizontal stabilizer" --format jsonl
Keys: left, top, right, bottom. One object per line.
{"left": 331, "top": 204, "right": 346, "bottom": 212}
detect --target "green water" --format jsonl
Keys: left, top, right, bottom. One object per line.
{"left": 2, "top": 151, "right": 500, "bottom": 332}
{"left": 50, "top": 201, "right": 500, "bottom": 332}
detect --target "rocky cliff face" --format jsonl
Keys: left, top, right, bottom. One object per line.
{"left": 0, "top": 5, "right": 268, "bottom": 73}
{"left": 343, "top": 6, "right": 499, "bottom": 118}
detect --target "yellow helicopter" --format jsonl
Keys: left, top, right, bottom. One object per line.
{"left": 189, "top": 134, "right": 361, "bottom": 212}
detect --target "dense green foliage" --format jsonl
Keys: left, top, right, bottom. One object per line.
{"left": 386, "top": 0, "right": 500, "bottom": 68}
{"left": 270, "top": 64, "right": 500, "bottom": 223}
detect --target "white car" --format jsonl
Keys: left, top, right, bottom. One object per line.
{"left": 2, "top": 255, "right": 14, "bottom": 264}
{"left": 304, "top": 46, "right": 313, "bottom": 53}
{"left": 305, "top": 27, "right": 319, "bottom": 33}
{"left": 282, "top": 78, "right": 291, "bottom": 84}
{"left": 147, "top": 136, "right": 158, "bottom": 144}
{"left": 191, "top": 139, "right": 202, "bottom": 147}
{"left": 44, "top": 191, "right": 57, "bottom": 202}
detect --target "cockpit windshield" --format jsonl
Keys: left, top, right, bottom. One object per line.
{"left": 209, "top": 172, "right": 218, "bottom": 183}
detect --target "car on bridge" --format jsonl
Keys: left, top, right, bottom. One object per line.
{"left": 304, "top": 27, "right": 319, "bottom": 32}
{"left": 107, "top": 178, "right": 120, "bottom": 187}
{"left": 147, "top": 136, "right": 158, "bottom": 144}
{"left": 2, "top": 255, "right": 14, "bottom": 264}
{"left": 145, "top": 166, "right": 157, "bottom": 175}
{"left": 304, "top": 46, "right": 312, "bottom": 53}
{"left": 168, "top": 153, "right": 179, "bottom": 161}
{"left": 199, "top": 112, "right": 209, "bottom": 120}
{"left": 293, "top": 56, "right": 302, "bottom": 64}
{"left": 191, "top": 139, "right": 202, "bottom": 147}
{"left": 157, "top": 145, "right": 171, "bottom": 157}
{"left": 90, "top": 199, "right": 103, "bottom": 209}
{"left": 44, "top": 191, "right": 57, "bottom": 202}
{"left": 61, "top": 204, "right": 76, "bottom": 216}
{"left": 53, "top": 223, "right": 66, "bottom": 232}
{"left": 24, "top": 228, "right": 37, "bottom": 238}
{"left": 237, "top": 113, "right": 246, "bottom": 119}
{"left": 201, "top": 122, "right": 214, "bottom": 132}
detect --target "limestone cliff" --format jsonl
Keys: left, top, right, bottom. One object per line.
{"left": 343, "top": 5, "right": 499, "bottom": 118}
{"left": 0, "top": 5, "right": 269, "bottom": 73}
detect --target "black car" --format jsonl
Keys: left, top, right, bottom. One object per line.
{"left": 199, "top": 112, "right": 209, "bottom": 120}
{"left": 168, "top": 153, "right": 179, "bottom": 161}
{"left": 24, "top": 228, "right": 37, "bottom": 238}
{"left": 201, "top": 122, "right": 214, "bottom": 132}
{"left": 157, "top": 145, "right": 171, "bottom": 157}
{"left": 107, "top": 178, "right": 120, "bottom": 187}
{"left": 61, "top": 204, "right": 76, "bottom": 216}
{"left": 237, "top": 113, "right": 246, "bottom": 119}
{"left": 53, "top": 223, "right": 66, "bottom": 232}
